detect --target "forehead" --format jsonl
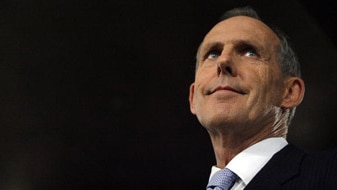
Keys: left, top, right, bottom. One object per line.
{"left": 201, "top": 16, "right": 280, "bottom": 50}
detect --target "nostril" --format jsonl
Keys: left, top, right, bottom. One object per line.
{"left": 225, "top": 66, "right": 232, "bottom": 75}
{"left": 217, "top": 61, "right": 234, "bottom": 76}
{"left": 217, "top": 66, "right": 221, "bottom": 75}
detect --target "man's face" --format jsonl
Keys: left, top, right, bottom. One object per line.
{"left": 189, "top": 16, "right": 286, "bottom": 133}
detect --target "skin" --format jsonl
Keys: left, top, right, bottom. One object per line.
{"left": 189, "top": 16, "right": 305, "bottom": 168}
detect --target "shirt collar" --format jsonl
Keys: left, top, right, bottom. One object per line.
{"left": 209, "top": 137, "right": 288, "bottom": 185}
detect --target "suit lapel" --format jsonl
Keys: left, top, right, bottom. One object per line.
{"left": 245, "top": 144, "right": 306, "bottom": 189}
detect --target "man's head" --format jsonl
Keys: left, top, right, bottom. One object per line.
{"left": 189, "top": 7, "right": 305, "bottom": 138}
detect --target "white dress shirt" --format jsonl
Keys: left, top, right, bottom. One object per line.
{"left": 208, "top": 137, "right": 288, "bottom": 190}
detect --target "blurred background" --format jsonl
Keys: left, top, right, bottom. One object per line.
{"left": 0, "top": 0, "right": 336, "bottom": 189}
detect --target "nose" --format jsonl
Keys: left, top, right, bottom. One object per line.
{"left": 217, "top": 53, "right": 235, "bottom": 76}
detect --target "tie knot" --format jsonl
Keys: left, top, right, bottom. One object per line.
{"left": 207, "top": 168, "right": 237, "bottom": 190}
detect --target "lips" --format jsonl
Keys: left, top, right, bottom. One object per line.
{"left": 207, "top": 86, "right": 246, "bottom": 95}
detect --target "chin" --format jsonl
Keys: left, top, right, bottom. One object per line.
{"left": 199, "top": 114, "right": 236, "bottom": 130}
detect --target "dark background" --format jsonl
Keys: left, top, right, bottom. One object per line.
{"left": 0, "top": 0, "right": 336, "bottom": 189}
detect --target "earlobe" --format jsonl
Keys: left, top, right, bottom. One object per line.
{"left": 189, "top": 83, "right": 196, "bottom": 114}
{"left": 281, "top": 77, "right": 305, "bottom": 108}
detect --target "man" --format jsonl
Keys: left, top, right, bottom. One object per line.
{"left": 189, "top": 6, "right": 337, "bottom": 189}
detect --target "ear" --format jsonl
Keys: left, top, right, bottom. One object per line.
{"left": 280, "top": 77, "right": 305, "bottom": 108}
{"left": 189, "top": 83, "right": 196, "bottom": 114}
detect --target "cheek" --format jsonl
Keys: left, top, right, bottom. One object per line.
{"left": 246, "top": 71, "right": 284, "bottom": 111}
{"left": 196, "top": 70, "right": 211, "bottom": 81}
{"left": 194, "top": 71, "right": 216, "bottom": 93}
{"left": 244, "top": 71, "right": 273, "bottom": 107}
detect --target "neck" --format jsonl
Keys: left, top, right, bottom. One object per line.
{"left": 208, "top": 123, "right": 287, "bottom": 169}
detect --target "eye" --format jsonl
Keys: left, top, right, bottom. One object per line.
{"left": 239, "top": 44, "right": 259, "bottom": 57}
{"left": 206, "top": 50, "right": 221, "bottom": 60}
{"left": 244, "top": 49, "right": 258, "bottom": 57}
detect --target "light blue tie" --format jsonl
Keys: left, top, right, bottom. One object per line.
{"left": 206, "top": 168, "right": 238, "bottom": 190}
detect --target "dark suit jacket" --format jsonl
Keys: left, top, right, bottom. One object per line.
{"left": 245, "top": 144, "right": 337, "bottom": 189}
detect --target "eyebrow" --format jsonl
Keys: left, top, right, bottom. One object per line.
{"left": 200, "top": 42, "right": 223, "bottom": 53}
{"left": 235, "top": 39, "right": 264, "bottom": 52}
{"left": 197, "top": 42, "right": 223, "bottom": 59}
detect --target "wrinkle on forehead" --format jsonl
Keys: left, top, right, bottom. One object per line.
{"left": 197, "top": 16, "right": 280, "bottom": 64}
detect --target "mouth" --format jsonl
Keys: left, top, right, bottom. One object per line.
{"left": 207, "top": 86, "right": 247, "bottom": 95}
